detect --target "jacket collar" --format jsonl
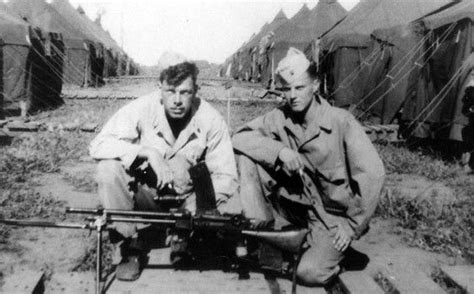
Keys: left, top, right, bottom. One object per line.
{"left": 153, "top": 91, "right": 202, "bottom": 157}
{"left": 282, "top": 96, "right": 333, "bottom": 142}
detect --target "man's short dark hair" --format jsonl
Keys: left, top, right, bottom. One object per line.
{"left": 159, "top": 62, "right": 199, "bottom": 87}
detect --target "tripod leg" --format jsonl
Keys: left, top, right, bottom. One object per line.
{"left": 96, "top": 227, "right": 103, "bottom": 294}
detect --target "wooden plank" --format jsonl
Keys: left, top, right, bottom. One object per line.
{"left": 338, "top": 271, "right": 384, "bottom": 294}
{"left": 1, "top": 268, "right": 45, "bottom": 294}
{"left": 7, "top": 121, "right": 41, "bottom": 132}
{"left": 108, "top": 269, "right": 269, "bottom": 294}
{"left": 363, "top": 126, "right": 377, "bottom": 142}
{"left": 63, "top": 122, "right": 81, "bottom": 131}
{"left": 368, "top": 125, "right": 383, "bottom": 133}
{"left": 378, "top": 125, "right": 398, "bottom": 132}
{"left": 109, "top": 248, "right": 326, "bottom": 294}
{"left": 109, "top": 269, "right": 325, "bottom": 294}
{"left": 80, "top": 122, "right": 99, "bottom": 132}
{"left": 441, "top": 265, "right": 474, "bottom": 293}
{"left": 277, "top": 278, "right": 326, "bottom": 294}
{"left": 386, "top": 269, "right": 445, "bottom": 294}
{"left": 363, "top": 126, "right": 373, "bottom": 133}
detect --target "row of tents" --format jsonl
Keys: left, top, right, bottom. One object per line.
{"left": 0, "top": 0, "right": 139, "bottom": 118}
{"left": 222, "top": 0, "right": 474, "bottom": 144}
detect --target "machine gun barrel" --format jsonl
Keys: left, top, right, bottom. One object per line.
{"left": 84, "top": 216, "right": 177, "bottom": 225}
{"left": 66, "top": 207, "right": 188, "bottom": 219}
{"left": 0, "top": 218, "right": 91, "bottom": 230}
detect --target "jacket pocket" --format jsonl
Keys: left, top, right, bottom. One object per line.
{"left": 317, "top": 166, "right": 361, "bottom": 215}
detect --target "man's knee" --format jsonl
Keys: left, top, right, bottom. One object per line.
{"left": 296, "top": 261, "right": 339, "bottom": 286}
{"left": 96, "top": 159, "right": 125, "bottom": 185}
{"left": 235, "top": 154, "right": 275, "bottom": 221}
{"left": 235, "top": 154, "right": 258, "bottom": 177}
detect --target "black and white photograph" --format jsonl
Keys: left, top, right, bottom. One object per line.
{"left": 0, "top": 0, "right": 473, "bottom": 293}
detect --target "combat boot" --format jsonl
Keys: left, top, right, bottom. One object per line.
{"left": 116, "top": 237, "right": 146, "bottom": 281}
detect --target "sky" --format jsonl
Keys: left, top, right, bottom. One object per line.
{"left": 69, "top": 0, "right": 359, "bottom": 66}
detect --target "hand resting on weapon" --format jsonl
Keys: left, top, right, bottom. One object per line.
{"left": 137, "top": 146, "right": 173, "bottom": 190}
{"left": 132, "top": 149, "right": 193, "bottom": 196}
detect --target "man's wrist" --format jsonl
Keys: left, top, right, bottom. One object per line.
{"left": 275, "top": 146, "right": 287, "bottom": 166}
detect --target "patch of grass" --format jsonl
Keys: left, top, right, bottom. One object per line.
{"left": 72, "top": 235, "right": 114, "bottom": 277}
{"left": 0, "top": 188, "right": 65, "bottom": 220}
{"left": 375, "top": 143, "right": 460, "bottom": 181}
{"left": 376, "top": 188, "right": 473, "bottom": 262}
{"left": 0, "top": 132, "right": 90, "bottom": 184}
{"left": 0, "top": 188, "right": 65, "bottom": 244}
{"left": 374, "top": 142, "right": 472, "bottom": 261}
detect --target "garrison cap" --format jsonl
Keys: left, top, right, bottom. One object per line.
{"left": 275, "top": 47, "right": 310, "bottom": 84}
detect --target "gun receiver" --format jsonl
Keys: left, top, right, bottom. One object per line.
{"left": 65, "top": 207, "right": 308, "bottom": 253}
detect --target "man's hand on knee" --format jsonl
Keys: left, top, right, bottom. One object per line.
{"left": 137, "top": 146, "right": 173, "bottom": 190}
{"left": 333, "top": 223, "right": 354, "bottom": 252}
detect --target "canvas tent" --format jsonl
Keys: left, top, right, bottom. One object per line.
{"left": 259, "top": 5, "right": 311, "bottom": 85}
{"left": 261, "top": 1, "right": 346, "bottom": 87}
{"left": 400, "top": 0, "right": 474, "bottom": 142}
{"left": 226, "top": 9, "right": 288, "bottom": 81}
{"left": 319, "top": 0, "right": 453, "bottom": 108}
{"left": 0, "top": 6, "right": 34, "bottom": 118}
{"left": 77, "top": 6, "right": 126, "bottom": 77}
{"left": 0, "top": 2, "right": 67, "bottom": 115}
{"left": 50, "top": 0, "right": 107, "bottom": 86}
{"left": 304, "top": 0, "right": 347, "bottom": 62}
{"left": 243, "top": 9, "right": 288, "bottom": 82}
{"left": 230, "top": 41, "right": 247, "bottom": 79}
{"left": 7, "top": 0, "right": 67, "bottom": 111}
{"left": 8, "top": 0, "right": 90, "bottom": 91}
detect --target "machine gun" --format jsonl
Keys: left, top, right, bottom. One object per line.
{"left": 1, "top": 208, "right": 307, "bottom": 294}
{"left": 0, "top": 161, "right": 308, "bottom": 294}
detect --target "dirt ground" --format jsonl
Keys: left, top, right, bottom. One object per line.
{"left": 1, "top": 79, "right": 472, "bottom": 293}
{"left": 2, "top": 169, "right": 467, "bottom": 292}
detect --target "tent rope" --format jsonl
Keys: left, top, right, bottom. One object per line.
{"left": 326, "top": 46, "right": 380, "bottom": 98}
{"left": 406, "top": 60, "right": 468, "bottom": 136}
{"left": 355, "top": 22, "right": 458, "bottom": 118}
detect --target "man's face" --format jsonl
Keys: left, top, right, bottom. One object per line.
{"left": 161, "top": 76, "right": 196, "bottom": 120}
{"left": 279, "top": 71, "right": 317, "bottom": 113}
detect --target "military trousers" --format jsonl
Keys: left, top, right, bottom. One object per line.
{"left": 237, "top": 155, "right": 344, "bottom": 285}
